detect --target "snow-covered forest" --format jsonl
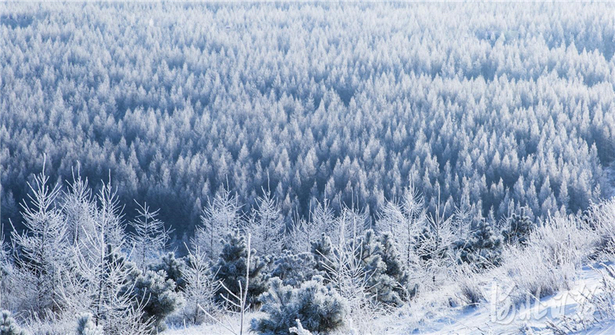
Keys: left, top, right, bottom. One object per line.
{"left": 1, "top": 2, "right": 615, "bottom": 334}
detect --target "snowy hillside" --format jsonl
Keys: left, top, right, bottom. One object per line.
{"left": 418, "top": 264, "right": 615, "bottom": 335}
{"left": 1, "top": 2, "right": 615, "bottom": 335}
{"left": 166, "top": 262, "right": 615, "bottom": 335}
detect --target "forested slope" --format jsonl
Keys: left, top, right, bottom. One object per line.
{"left": 2, "top": 2, "right": 615, "bottom": 237}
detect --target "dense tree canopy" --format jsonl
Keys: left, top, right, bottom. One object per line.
{"left": 2, "top": 2, "right": 614, "bottom": 239}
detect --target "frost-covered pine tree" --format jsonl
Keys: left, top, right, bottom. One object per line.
{"left": 309, "top": 198, "right": 337, "bottom": 245}
{"left": 356, "top": 230, "right": 388, "bottom": 302}
{"left": 150, "top": 252, "right": 187, "bottom": 291}
{"left": 285, "top": 218, "right": 312, "bottom": 254}
{"left": 286, "top": 198, "right": 346, "bottom": 255}
{"left": 130, "top": 202, "right": 170, "bottom": 271}
{"left": 312, "top": 219, "right": 371, "bottom": 311}
{"left": 249, "top": 191, "right": 285, "bottom": 258}
{"left": 213, "top": 231, "right": 268, "bottom": 307}
{"left": 70, "top": 243, "right": 145, "bottom": 333}
{"left": 197, "top": 187, "right": 242, "bottom": 262}
{"left": 251, "top": 277, "right": 347, "bottom": 335}
{"left": 182, "top": 245, "right": 219, "bottom": 325}
{"left": 310, "top": 233, "right": 334, "bottom": 274}
{"left": 502, "top": 208, "right": 533, "bottom": 245}
{"left": 11, "top": 162, "right": 68, "bottom": 315}
{"left": 270, "top": 250, "right": 318, "bottom": 288}
{"left": 413, "top": 199, "right": 454, "bottom": 286}
{"left": 75, "top": 313, "right": 103, "bottom": 335}
{"left": 455, "top": 219, "right": 502, "bottom": 269}
{"left": 95, "top": 178, "right": 126, "bottom": 250}
{"left": 61, "top": 179, "right": 150, "bottom": 334}
{"left": 96, "top": 248, "right": 153, "bottom": 335}
{"left": 378, "top": 232, "right": 413, "bottom": 302}
{"left": 378, "top": 182, "right": 426, "bottom": 268}
{"left": 128, "top": 269, "right": 183, "bottom": 332}
{"left": 357, "top": 230, "right": 411, "bottom": 306}
{"left": 338, "top": 206, "right": 369, "bottom": 246}
{"left": 451, "top": 203, "right": 480, "bottom": 243}
{"left": 0, "top": 310, "right": 26, "bottom": 335}
{"left": 62, "top": 170, "right": 97, "bottom": 246}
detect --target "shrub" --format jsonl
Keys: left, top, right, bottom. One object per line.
{"left": 501, "top": 214, "right": 596, "bottom": 303}
{"left": 0, "top": 310, "right": 26, "bottom": 335}
{"left": 213, "top": 231, "right": 268, "bottom": 308}
{"left": 270, "top": 250, "right": 318, "bottom": 288}
{"left": 75, "top": 313, "right": 103, "bottom": 335}
{"left": 310, "top": 233, "right": 333, "bottom": 274}
{"left": 586, "top": 199, "right": 615, "bottom": 257}
{"left": 149, "top": 252, "right": 187, "bottom": 291}
{"left": 359, "top": 230, "right": 411, "bottom": 306}
{"left": 502, "top": 210, "right": 533, "bottom": 246}
{"left": 455, "top": 266, "right": 485, "bottom": 306}
{"left": 314, "top": 230, "right": 412, "bottom": 307}
{"left": 251, "top": 277, "right": 347, "bottom": 335}
{"left": 129, "top": 270, "right": 184, "bottom": 332}
{"left": 587, "top": 265, "right": 615, "bottom": 323}
{"left": 455, "top": 219, "right": 502, "bottom": 269}
{"left": 545, "top": 264, "right": 615, "bottom": 333}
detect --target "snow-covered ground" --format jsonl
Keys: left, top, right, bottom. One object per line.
{"left": 420, "top": 264, "right": 612, "bottom": 335}
{"left": 165, "top": 313, "right": 263, "bottom": 335}
{"left": 168, "top": 264, "right": 615, "bottom": 335}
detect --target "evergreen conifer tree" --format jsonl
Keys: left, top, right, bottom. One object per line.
{"left": 358, "top": 230, "right": 411, "bottom": 306}
{"left": 270, "top": 250, "right": 318, "bottom": 288}
{"left": 310, "top": 233, "right": 333, "bottom": 274}
{"left": 11, "top": 163, "right": 68, "bottom": 315}
{"left": 251, "top": 277, "right": 347, "bottom": 335}
{"left": 250, "top": 192, "right": 285, "bottom": 258}
{"left": 182, "top": 245, "right": 219, "bottom": 325}
{"left": 130, "top": 202, "right": 170, "bottom": 271}
{"left": 0, "top": 310, "right": 26, "bottom": 335}
{"left": 197, "top": 187, "right": 242, "bottom": 262}
{"left": 456, "top": 219, "right": 502, "bottom": 269}
{"left": 378, "top": 232, "right": 413, "bottom": 301}
{"left": 75, "top": 313, "right": 103, "bottom": 335}
{"left": 149, "top": 252, "right": 187, "bottom": 291}
{"left": 502, "top": 209, "right": 533, "bottom": 245}
{"left": 213, "top": 231, "right": 268, "bottom": 307}
{"left": 129, "top": 269, "right": 183, "bottom": 332}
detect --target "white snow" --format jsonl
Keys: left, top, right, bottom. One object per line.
{"left": 165, "top": 264, "right": 615, "bottom": 335}
{"left": 411, "top": 264, "right": 614, "bottom": 335}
